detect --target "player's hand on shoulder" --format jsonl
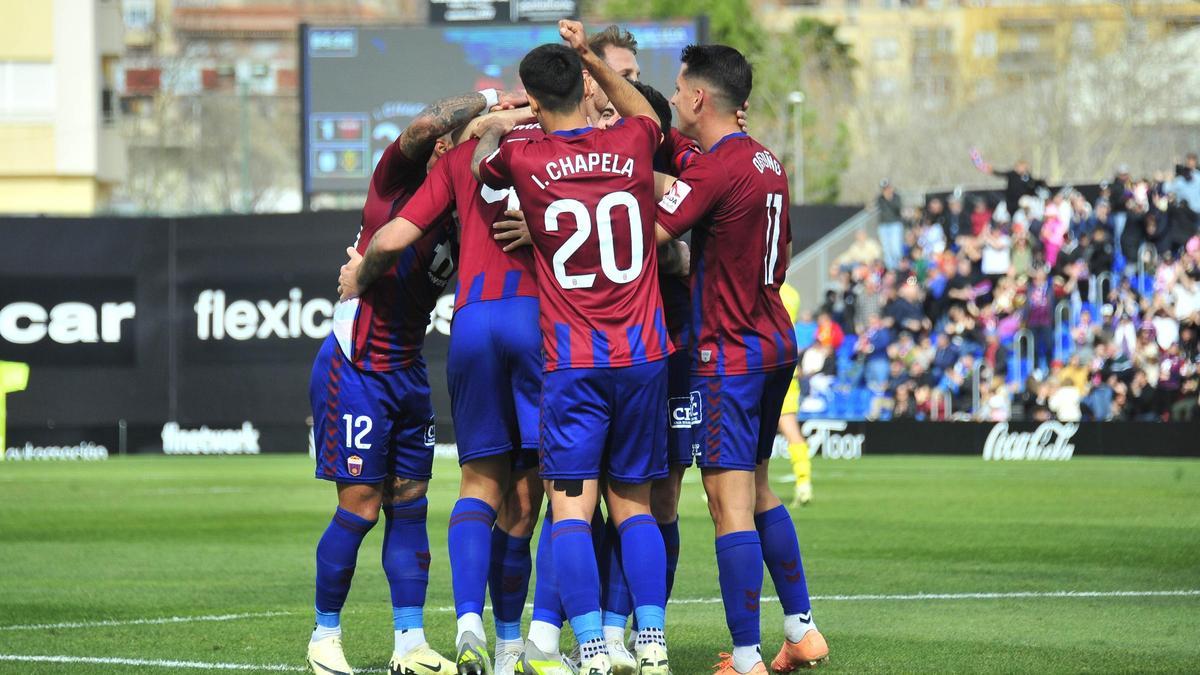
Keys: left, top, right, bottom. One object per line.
{"left": 494, "top": 209, "right": 532, "bottom": 252}
{"left": 662, "top": 239, "right": 691, "bottom": 277}
{"left": 737, "top": 101, "right": 749, "bottom": 132}
{"left": 559, "top": 20, "right": 589, "bottom": 55}
{"left": 337, "top": 246, "right": 364, "bottom": 301}
{"left": 493, "top": 89, "right": 528, "bottom": 111}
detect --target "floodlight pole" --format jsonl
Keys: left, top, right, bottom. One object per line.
{"left": 789, "top": 90, "right": 805, "bottom": 205}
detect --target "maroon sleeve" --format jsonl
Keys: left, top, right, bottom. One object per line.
{"left": 665, "top": 127, "right": 702, "bottom": 173}
{"left": 397, "top": 145, "right": 462, "bottom": 231}
{"left": 478, "top": 139, "right": 516, "bottom": 190}
{"left": 656, "top": 158, "right": 724, "bottom": 237}
{"left": 372, "top": 140, "right": 426, "bottom": 197}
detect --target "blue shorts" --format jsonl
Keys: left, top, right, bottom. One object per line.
{"left": 539, "top": 360, "right": 668, "bottom": 483}
{"left": 310, "top": 334, "right": 436, "bottom": 483}
{"left": 689, "top": 366, "right": 795, "bottom": 471}
{"left": 448, "top": 297, "right": 541, "bottom": 470}
{"left": 666, "top": 350, "right": 697, "bottom": 465}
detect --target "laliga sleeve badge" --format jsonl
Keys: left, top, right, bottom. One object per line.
{"left": 700, "top": 349, "right": 712, "bottom": 363}
{"left": 347, "top": 455, "right": 363, "bottom": 477}
{"left": 658, "top": 180, "right": 692, "bottom": 214}
{"left": 424, "top": 422, "right": 436, "bottom": 448}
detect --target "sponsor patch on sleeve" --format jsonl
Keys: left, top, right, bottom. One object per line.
{"left": 658, "top": 180, "right": 692, "bottom": 214}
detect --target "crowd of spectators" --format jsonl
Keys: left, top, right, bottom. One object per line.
{"left": 793, "top": 154, "right": 1200, "bottom": 423}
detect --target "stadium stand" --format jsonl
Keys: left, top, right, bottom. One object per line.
{"left": 793, "top": 160, "right": 1200, "bottom": 423}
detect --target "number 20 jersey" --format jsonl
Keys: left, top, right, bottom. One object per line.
{"left": 478, "top": 115, "right": 672, "bottom": 372}
{"left": 657, "top": 132, "right": 797, "bottom": 376}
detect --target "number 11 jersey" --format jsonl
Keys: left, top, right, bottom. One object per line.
{"left": 657, "top": 132, "right": 797, "bottom": 376}
{"left": 478, "top": 115, "right": 672, "bottom": 372}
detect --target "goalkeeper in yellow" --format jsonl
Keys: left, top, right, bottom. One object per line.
{"left": 778, "top": 283, "right": 813, "bottom": 506}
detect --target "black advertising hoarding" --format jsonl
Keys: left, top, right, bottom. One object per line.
{"left": 0, "top": 212, "right": 455, "bottom": 457}
{"left": 794, "top": 420, "right": 1200, "bottom": 460}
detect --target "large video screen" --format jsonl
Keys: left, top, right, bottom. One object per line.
{"left": 300, "top": 21, "right": 701, "bottom": 196}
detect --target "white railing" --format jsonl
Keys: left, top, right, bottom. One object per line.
{"left": 785, "top": 208, "right": 878, "bottom": 313}
{"left": 1011, "top": 328, "right": 1035, "bottom": 386}
{"left": 1053, "top": 300, "right": 1072, "bottom": 361}
{"left": 1089, "top": 271, "right": 1112, "bottom": 309}
{"left": 930, "top": 388, "right": 952, "bottom": 420}
{"left": 971, "top": 360, "right": 993, "bottom": 415}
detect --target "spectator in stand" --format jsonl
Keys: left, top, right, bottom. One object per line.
{"left": 1172, "top": 370, "right": 1199, "bottom": 421}
{"left": 1110, "top": 164, "right": 1135, "bottom": 245}
{"left": 930, "top": 332, "right": 960, "bottom": 381}
{"left": 856, "top": 272, "right": 884, "bottom": 325}
{"left": 979, "top": 159, "right": 1047, "bottom": 217}
{"left": 892, "top": 383, "right": 916, "bottom": 419}
{"left": 1068, "top": 191, "right": 1093, "bottom": 240}
{"left": 1082, "top": 199, "right": 1113, "bottom": 240}
{"left": 1041, "top": 194, "right": 1069, "bottom": 267}
{"left": 980, "top": 225, "right": 1012, "bottom": 281}
{"left": 1126, "top": 369, "right": 1157, "bottom": 420}
{"left": 877, "top": 180, "right": 904, "bottom": 269}
{"left": 1176, "top": 272, "right": 1200, "bottom": 321}
{"left": 836, "top": 229, "right": 883, "bottom": 268}
{"left": 1156, "top": 343, "right": 1185, "bottom": 417}
{"left": 857, "top": 315, "right": 893, "bottom": 389}
{"left": 1026, "top": 267, "right": 1055, "bottom": 370}
{"left": 945, "top": 195, "right": 967, "bottom": 249}
{"left": 794, "top": 311, "right": 817, "bottom": 351}
{"left": 970, "top": 199, "right": 992, "bottom": 237}
{"left": 1058, "top": 354, "right": 1090, "bottom": 393}
{"left": 1151, "top": 305, "right": 1179, "bottom": 352}
{"left": 1165, "top": 152, "right": 1200, "bottom": 216}
{"left": 884, "top": 278, "right": 930, "bottom": 336}
{"left": 1087, "top": 226, "right": 1115, "bottom": 275}
{"left": 815, "top": 310, "right": 845, "bottom": 350}
{"left": 978, "top": 380, "right": 1011, "bottom": 421}
{"left": 1011, "top": 230, "right": 1034, "bottom": 279}
{"left": 1048, "top": 373, "right": 1083, "bottom": 422}
{"left": 982, "top": 332, "right": 1009, "bottom": 379}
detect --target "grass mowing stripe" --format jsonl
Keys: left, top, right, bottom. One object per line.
{"left": 5, "top": 590, "right": 1195, "bottom": 633}
{"left": 0, "top": 610, "right": 293, "bottom": 632}
{"left": 0, "top": 654, "right": 305, "bottom": 671}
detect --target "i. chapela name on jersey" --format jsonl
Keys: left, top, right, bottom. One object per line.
{"left": 531, "top": 152, "right": 635, "bottom": 189}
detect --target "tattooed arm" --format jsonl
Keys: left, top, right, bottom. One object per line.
{"left": 470, "top": 117, "right": 516, "bottom": 182}
{"left": 337, "top": 217, "right": 426, "bottom": 301}
{"left": 396, "top": 89, "right": 527, "bottom": 162}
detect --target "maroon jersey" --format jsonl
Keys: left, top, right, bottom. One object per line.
{"left": 478, "top": 115, "right": 672, "bottom": 372}
{"left": 332, "top": 140, "right": 455, "bottom": 372}
{"left": 398, "top": 123, "right": 543, "bottom": 313}
{"left": 657, "top": 132, "right": 796, "bottom": 376}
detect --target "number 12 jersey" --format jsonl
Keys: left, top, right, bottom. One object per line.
{"left": 478, "top": 115, "right": 672, "bottom": 372}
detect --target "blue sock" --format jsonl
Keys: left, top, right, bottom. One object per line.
{"left": 314, "top": 507, "right": 377, "bottom": 624}
{"left": 489, "top": 525, "right": 533, "bottom": 641}
{"left": 447, "top": 497, "right": 497, "bottom": 618}
{"left": 715, "top": 530, "right": 764, "bottom": 648}
{"left": 618, "top": 514, "right": 667, "bottom": 632}
{"left": 660, "top": 519, "right": 681, "bottom": 600}
{"left": 600, "top": 520, "right": 633, "bottom": 630}
{"left": 383, "top": 498, "right": 430, "bottom": 629}
{"left": 756, "top": 505, "right": 812, "bottom": 617}
{"left": 532, "top": 507, "right": 563, "bottom": 627}
{"left": 551, "top": 518, "right": 603, "bottom": 644}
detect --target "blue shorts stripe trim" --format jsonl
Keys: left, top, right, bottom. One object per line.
{"left": 773, "top": 331, "right": 788, "bottom": 368}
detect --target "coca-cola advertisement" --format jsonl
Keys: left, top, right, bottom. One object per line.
{"left": 789, "top": 420, "right": 1198, "bottom": 460}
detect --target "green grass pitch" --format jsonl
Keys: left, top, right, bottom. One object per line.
{"left": 1, "top": 454, "right": 1198, "bottom": 673}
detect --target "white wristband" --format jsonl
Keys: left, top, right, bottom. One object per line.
{"left": 479, "top": 88, "right": 499, "bottom": 110}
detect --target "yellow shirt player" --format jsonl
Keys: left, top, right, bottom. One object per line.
{"left": 777, "top": 283, "right": 813, "bottom": 506}
{"left": 0, "top": 361, "right": 30, "bottom": 455}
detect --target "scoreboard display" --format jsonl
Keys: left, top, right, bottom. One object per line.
{"left": 300, "top": 21, "right": 702, "bottom": 199}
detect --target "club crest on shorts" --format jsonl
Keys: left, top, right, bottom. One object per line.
{"left": 669, "top": 391, "right": 703, "bottom": 429}
{"left": 347, "top": 454, "right": 363, "bottom": 477}
{"left": 424, "top": 422, "right": 436, "bottom": 447}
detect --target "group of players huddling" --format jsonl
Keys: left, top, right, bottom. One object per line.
{"left": 307, "top": 20, "right": 828, "bottom": 675}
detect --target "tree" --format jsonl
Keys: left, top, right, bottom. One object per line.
{"left": 591, "top": 1, "right": 856, "bottom": 203}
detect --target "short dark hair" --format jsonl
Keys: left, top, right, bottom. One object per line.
{"left": 519, "top": 44, "right": 584, "bottom": 114}
{"left": 629, "top": 80, "right": 671, "bottom": 130}
{"left": 589, "top": 25, "right": 638, "bottom": 60}
{"left": 679, "top": 44, "right": 752, "bottom": 113}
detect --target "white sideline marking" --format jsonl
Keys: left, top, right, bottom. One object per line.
{"left": 0, "top": 610, "right": 291, "bottom": 632}
{"left": 0, "top": 654, "right": 305, "bottom": 671}
{"left": 3, "top": 590, "right": 1195, "bottom": 635}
